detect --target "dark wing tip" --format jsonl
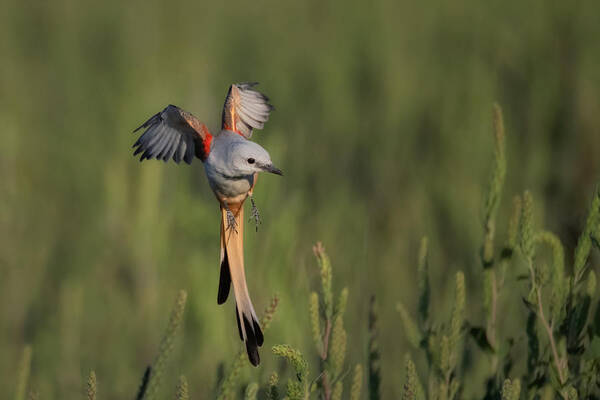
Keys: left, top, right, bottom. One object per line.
{"left": 132, "top": 124, "right": 144, "bottom": 133}
{"left": 133, "top": 112, "right": 162, "bottom": 133}
{"left": 139, "top": 149, "right": 152, "bottom": 162}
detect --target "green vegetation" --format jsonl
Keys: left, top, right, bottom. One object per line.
{"left": 2, "top": 0, "right": 600, "bottom": 398}
{"left": 397, "top": 106, "right": 600, "bottom": 399}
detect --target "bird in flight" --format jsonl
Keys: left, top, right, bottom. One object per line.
{"left": 132, "top": 82, "right": 281, "bottom": 366}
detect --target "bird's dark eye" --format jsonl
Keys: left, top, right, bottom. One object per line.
{"left": 247, "top": 158, "right": 255, "bottom": 164}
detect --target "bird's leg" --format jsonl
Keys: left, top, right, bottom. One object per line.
{"left": 224, "top": 204, "right": 238, "bottom": 233}
{"left": 248, "top": 195, "right": 261, "bottom": 232}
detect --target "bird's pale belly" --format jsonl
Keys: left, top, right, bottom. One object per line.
{"left": 216, "top": 175, "right": 253, "bottom": 197}
{"left": 205, "top": 167, "right": 254, "bottom": 204}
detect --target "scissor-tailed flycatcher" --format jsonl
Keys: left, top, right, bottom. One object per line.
{"left": 132, "top": 83, "right": 281, "bottom": 366}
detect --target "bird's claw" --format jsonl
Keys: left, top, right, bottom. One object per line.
{"left": 249, "top": 197, "right": 261, "bottom": 232}
{"left": 226, "top": 208, "right": 238, "bottom": 233}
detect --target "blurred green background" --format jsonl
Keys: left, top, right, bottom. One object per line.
{"left": 1, "top": 0, "right": 599, "bottom": 398}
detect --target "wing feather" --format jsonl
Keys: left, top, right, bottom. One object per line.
{"left": 159, "top": 131, "right": 177, "bottom": 161}
{"left": 132, "top": 104, "right": 212, "bottom": 163}
{"left": 221, "top": 83, "right": 273, "bottom": 138}
{"left": 184, "top": 135, "right": 195, "bottom": 164}
{"left": 240, "top": 102, "right": 270, "bottom": 116}
{"left": 146, "top": 126, "right": 167, "bottom": 153}
{"left": 237, "top": 108, "right": 264, "bottom": 130}
{"left": 152, "top": 128, "right": 173, "bottom": 158}
{"left": 174, "top": 139, "right": 186, "bottom": 164}
{"left": 163, "top": 135, "right": 180, "bottom": 162}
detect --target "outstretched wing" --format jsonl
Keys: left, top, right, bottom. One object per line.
{"left": 221, "top": 82, "right": 274, "bottom": 139}
{"left": 133, "top": 105, "right": 213, "bottom": 163}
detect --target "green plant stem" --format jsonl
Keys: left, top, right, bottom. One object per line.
{"left": 527, "top": 261, "right": 566, "bottom": 389}
{"left": 321, "top": 319, "right": 332, "bottom": 360}
{"left": 321, "top": 319, "right": 333, "bottom": 400}
{"left": 535, "top": 287, "right": 566, "bottom": 387}
{"left": 322, "top": 370, "right": 332, "bottom": 400}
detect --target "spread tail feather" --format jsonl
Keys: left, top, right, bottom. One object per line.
{"left": 219, "top": 204, "right": 263, "bottom": 366}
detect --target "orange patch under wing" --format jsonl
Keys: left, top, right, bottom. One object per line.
{"left": 201, "top": 133, "right": 213, "bottom": 160}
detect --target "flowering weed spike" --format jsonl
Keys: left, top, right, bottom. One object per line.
{"left": 439, "top": 335, "right": 450, "bottom": 377}
{"left": 574, "top": 186, "right": 600, "bottom": 285}
{"left": 450, "top": 272, "right": 465, "bottom": 353}
{"left": 87, "top": 370, "right": 97, "bottom": 400}
{"left": 448, "top": 271, "right": 466, "bottom": 382}
{"left": 175, "top": 376, "right": 189, "bottom": 400}
{"left": 313, "top": 242, "right": 333, "bottom": 319}
{"left": 332, "top": 382, "right": 343, "bottom": 400}
{"left": 260, "top": 294, "right": 280, "bottom": 331}
{"left": 285, "top": 381, "right": 304, "bottom": 400}
{"left": 309, "top": 292, "right": 322, "bottom": 353}
{"left": 217, "top": 352, "right": 245, "bottom": 400}
{"left": 501, "top": 378, "right": 522, "bottom": 400}
{"left": 267, "top": 372, "right": 280, "bottom": 400}
{"left": 272, "top": 345, "right": 308, "bottom": 382}
{"left": 330, "top": 316, "right": 347, "bottom": 377}
{"left": 507, "top": 196, "right": 522, "bottom": 252}
{"left": 511, "top": 379, "right": 521, "bottom": 400}
{"left": 368, "top": 296, "right": 381, "bottom": 400}
{"left": 14, "top": 345, "right": 32, "bottom": 400}
{"left": 403, "top": 356, "right": 420, "bottom": 400}
{"left": 396, "top": 302, "right": 422, "bottom": 348}
{"left": 417, "top": 237, "right": 430, "bottom": 323}
{"left": 501, "top": 379, "right": 512, "bottom": 400}
{"left": 350, "top": 364, "right": 364, "bottom": 400}
{"left": 244, "top": 383, "right": 258, "bottom": 400}
{"left": 535, "top": 231, "right": 567, "bottom": 323}
{"left": 482, "top": 103, "right": 507, "bottom": 265}
{"left": 335, "top": 287, "right": 349, "bottom": 318}
{"left": 146, "top": 290, "right": 187, "bottom": 400}
{"left": 520, "top": 191, "right": 535, "bottom": 262}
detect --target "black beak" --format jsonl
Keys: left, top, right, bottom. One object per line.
{"left": 262, "top": 163, "right": 283, "bottom": 176}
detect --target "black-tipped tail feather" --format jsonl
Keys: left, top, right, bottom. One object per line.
{"left": 240, "top": 311, "right": 263, "bottom": 366}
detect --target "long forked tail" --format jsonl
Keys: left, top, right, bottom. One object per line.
{"left": 217, "top": 202, "right": 264, "bottom": 366}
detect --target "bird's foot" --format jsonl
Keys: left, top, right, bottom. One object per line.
{"left": 225, "top": 207, "right": 238, "bottom": 233}
{"left": 249, "top": 197, "right": 261, "bottom": 232}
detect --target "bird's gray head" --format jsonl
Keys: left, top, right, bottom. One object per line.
{"left": 230, "top": 141, "right": 283, "bottom": 176}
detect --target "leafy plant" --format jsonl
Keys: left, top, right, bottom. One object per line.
{"left": 235, "top": 243, "right": 363, "bottom": 400}
{"left": 398, "top": 104, "right": 600, "bottom": 399}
